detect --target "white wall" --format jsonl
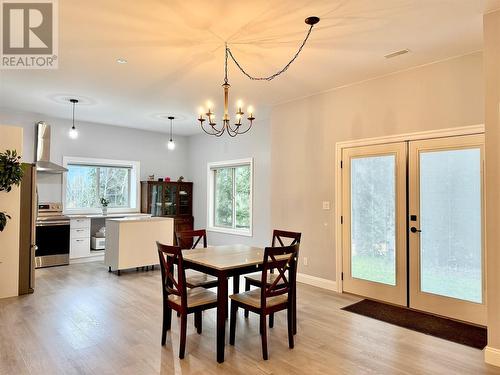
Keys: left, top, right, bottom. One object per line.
{"left": 0, "top": 125, "right": 23, "bottom": 298}
{"left": 484, "top": 10, "right": 500, "bottom": 364}
{"left": 187, "top": 116, "right": 271, "bottom": 247}
{"left": 0, "top": 110, "right": 190, "bottom": 203}
{"left": 271, "top": 52, "right": 484, "bottom": 281}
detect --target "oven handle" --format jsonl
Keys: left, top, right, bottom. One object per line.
{"left": 36, "top": 221, "right": 70, "bottom": 227}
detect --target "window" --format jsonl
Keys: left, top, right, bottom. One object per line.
{"left": 208, "top": 158, "right": 253, "bottom": 236}
{"left": 63, "top": 157, "right": 140, "bottom": 214}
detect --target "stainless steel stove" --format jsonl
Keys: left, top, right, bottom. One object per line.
{"left": 35, "top": 202, "right": 70, "bottom": 268}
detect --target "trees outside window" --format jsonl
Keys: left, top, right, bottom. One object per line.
{"left": 208, "top": 159, "right": 252, "bottom": 236}
{"left": 63, "top": 157, "right": 139, "bottom": 214}
{"left": 66, "top": 165, "right": 131, "bottom": 209}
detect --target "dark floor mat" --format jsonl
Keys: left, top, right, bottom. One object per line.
{"left": 342, "top": 299, "right": 486, "bottom": 349}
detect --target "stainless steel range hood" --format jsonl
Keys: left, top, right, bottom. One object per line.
{"left": 35, "top": 122, "right": 68, "bottom": 173}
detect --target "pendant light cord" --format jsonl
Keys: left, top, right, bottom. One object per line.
{"left": 72, "top": 101, "right": 75, "bottom": 128}
{"left": 225, "top": 23, "right": 315, "bottom": 81}
{"left": 169, "top": 117, "right": 173, "bottom": 141}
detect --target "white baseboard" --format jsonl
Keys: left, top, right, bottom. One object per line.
{"left": 297, "top": 273, "right": 337, "bottom": 292}
{"left": 485, "top": 346, "right": 500, "bottom": 367}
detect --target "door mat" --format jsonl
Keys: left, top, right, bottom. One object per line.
{"left": 342, "top": 299, "right": 486, "bottom": 349}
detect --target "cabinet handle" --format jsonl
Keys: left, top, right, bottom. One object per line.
{"left": 76, "top": 239, "right": 84, "bottom": 242}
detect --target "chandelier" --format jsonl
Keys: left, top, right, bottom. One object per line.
{"left": 197, "top": 16, "right": 320, "bottom": 137}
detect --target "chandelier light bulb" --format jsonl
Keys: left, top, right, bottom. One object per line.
{"left": 69, "top": 127, "right": 78, "bottom": 139}
{"left": 198, "top": 106, "right": 205, "bottom": 115}
{"left": 236, "top": 100, "right": 243, "bottom": 109}
{"left": 247, "top": 106, "right": 254, "bottom": 115}
{"left": 206, "top": 100, "right": 213, "bottom": 111}
{"left": 167, "top": 140, "right": 176, "bottom": 150}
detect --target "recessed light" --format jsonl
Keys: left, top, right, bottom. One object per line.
{"left": 384, "top": 49, "right": 410, "bottom": 59}
{"left": 116, "top": 58, "right": 128, "bottom": 64}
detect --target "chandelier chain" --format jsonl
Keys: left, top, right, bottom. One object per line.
{"left": 224, "top": 43, "right": 229, "bottom": 84}
{"left": 225, "top": 24, "right": 315, "bottom": 81}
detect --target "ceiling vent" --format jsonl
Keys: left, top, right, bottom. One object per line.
{"left": 384, "top": 49, "right": 410, "bottom": 59}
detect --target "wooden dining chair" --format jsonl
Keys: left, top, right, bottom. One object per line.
{"left": 175, "top": 229, "right": 218, "bottom": 289}
{"left": 157, "top": 241, "right": 218, "bottom": 359}
{"left": 229, "top": 244, "right": 299, "bottom": 360}
{"left": 243, "top": 230, "right": 302, "bottom": 333}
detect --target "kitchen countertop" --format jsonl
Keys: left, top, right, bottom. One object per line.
{"left": 67, "top": 213, "right": 152, "bottom": 219}
{"left": 106, "top": 216, "right": 172, "bottom": 223}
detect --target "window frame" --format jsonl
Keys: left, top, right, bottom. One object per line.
{"left": 62, "top": 156, "right": 141, "bottom": 215}
{"left": 207, "top": 158, "right": 253, "bottom": 237}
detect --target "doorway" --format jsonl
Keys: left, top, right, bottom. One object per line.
{"left": 341, "top": 134, "right": 485, "bottom": 325}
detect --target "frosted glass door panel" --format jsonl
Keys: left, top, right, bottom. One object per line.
{"left": 419, "top": 148, "right": 482, "bottom": 303}
{"left": 351, "top": 155, "right": 396, "bottom": 286}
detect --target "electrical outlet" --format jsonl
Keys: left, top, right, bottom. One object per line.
{"left": 322, "top": 201, "right": 331, "bottom": 210}
{"left": 303, "top": 257, "right": 308, "bottom": 266}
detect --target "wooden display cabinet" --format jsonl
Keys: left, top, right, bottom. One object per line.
{"left": 140, "top": 181, "right": 194, "bottom": 244}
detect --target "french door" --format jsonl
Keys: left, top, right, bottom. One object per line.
{"left": 408, "top": 135, "right": 485, "bottom": 324}
{"left": 342, "top": 142, "right": 408, "bottom": 306}
{"left": 342, "top": 134, "right": 486, "bottom": 325}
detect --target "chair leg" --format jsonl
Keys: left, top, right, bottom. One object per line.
{"left": 244, "top": 279, "right": 250, "bottom": 318}
{"left": 161, "top": 304, "right": 171, "bottom": 345}
{"left": 229, "top": 301, "right": 237, "bottom": 345}
{"left": 179, "top": 313, "right": 187, "bottom": 359}
{"left": 195, "top": 311, "right": 202, "bottom": 334}
{"left": 287, "top": 304, "right": 294, "bottom": 349}
{"left": 269, "top": 313, "right": 274, "bottom": 328}
{"left": 260, "top": 314, "right": 268, "bottom": 360}
{"left": 293, "top": 286, "right": 297, "bottom": 335}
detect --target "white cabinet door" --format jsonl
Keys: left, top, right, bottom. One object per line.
{"left": 71, "top": 218, "right": 90, "bottom": 229}
{"left": 70, "top": 238, "right": 91, "bottom": 259}
{"left": 71, "top": 227, "right": 90, "bottom": 239}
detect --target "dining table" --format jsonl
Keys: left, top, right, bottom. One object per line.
{"left": 182, "top": 244, "right": 268, "bottom": 363}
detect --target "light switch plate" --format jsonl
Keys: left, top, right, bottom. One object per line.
{"left": 322, "top": 201, "right": 331, "bottom": 210}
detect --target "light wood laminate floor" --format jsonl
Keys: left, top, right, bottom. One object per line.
{"left": 0, "top": 261, "right": 498, "bottom": 374}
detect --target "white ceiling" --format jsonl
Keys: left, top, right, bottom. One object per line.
{"left": 1, "top": 0, "right": 499, "bottom": 135}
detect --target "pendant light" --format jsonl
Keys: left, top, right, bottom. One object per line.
{"left": 167, "top": 116, "right": 176, "bottom": 150}
{"left": 68, "top": 99, "right": 79, "bottom": 139}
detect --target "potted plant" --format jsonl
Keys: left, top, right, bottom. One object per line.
{"left": 0, "top": 150, "right": 23, "bottom": 232}
{"left": 100, "top": 197, "right": 110, "bottom": 216}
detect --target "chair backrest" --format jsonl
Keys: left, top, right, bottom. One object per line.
{"left": 157, "top": 241, "right": 187, "bottom": 309}
{"left": 260, "top": 244, "right": 299, "bottom": 308}
{"left": 176, "top": 229, "right": 207, "bottom": 249}
{"left": 272, "top": 230, "right": 302, "bottom": 247}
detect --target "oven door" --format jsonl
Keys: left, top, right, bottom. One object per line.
{"left": 35, "top": 221, "right": 70, "bottom": 268}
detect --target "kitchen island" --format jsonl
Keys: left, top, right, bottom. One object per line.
{"left": 105, "top": 216, "right": 174, "bottom": 274}
{"left": 67, "top": 213, "right": 152, "bottom": 262}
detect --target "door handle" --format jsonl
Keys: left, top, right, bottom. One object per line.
{"left": 410, "top": 227, "right": 421, "bottom": 233}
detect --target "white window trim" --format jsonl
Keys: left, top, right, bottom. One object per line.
{"left": 207, "top": 157, "right": 253, "bottom": 237}
{"left": 62, "top": 156, "right": 141, "bottom": 215}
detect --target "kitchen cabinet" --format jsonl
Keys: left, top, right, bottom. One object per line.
{"left": 70, "top": 218, "right": 91, "bottom": 259}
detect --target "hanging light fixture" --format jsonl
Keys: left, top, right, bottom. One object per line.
{"left": 197, "top": 16, "right": 320, "bottom": 137}
{"left": 68, "top": 99, "right": 79, "bottom": 139}
{"left": 167, "top": 116, "right": 176, "bottom": 150}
